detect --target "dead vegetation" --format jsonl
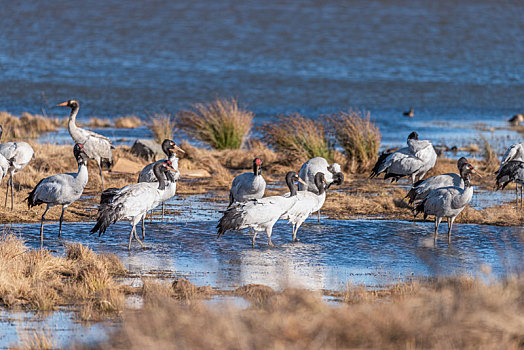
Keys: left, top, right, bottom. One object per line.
{"left": 86, "top": 117, "right": 111, "bottom": 128}
{"left": 260, "top": 113, "right": 333, "bottom": 164}
{"left": 148, "top": 113, "right": 176, "bottom": 144}
{"left": 0, "top": 112, "right": 60, "bottom": 140}
{"left": 178, "top": 97, "right": 253, "bottom": 150}
{"left": 114, "top": 115, "right": 142, "bottom": 129}
{"left": 89, "top": 274, "right": 524, "bottom": 349}
{"left": 0, "top": 234, "right": 125, "bottom": 320}
{"left": 329, "top": 110, "right": 381, "bottom": 172}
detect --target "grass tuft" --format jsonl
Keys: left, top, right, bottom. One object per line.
{"left": 479, "top": 135, "right": 499, "bottom": 173}
{"left": 0, "top": 112, "right": 59, "bottom": 140}
{"left": 148, "top": 113, "right": 176, "bottom": 144}
{"left": 178, "top": 98, "right": 253, "bottom": 150}
{"left": 86, "top": 117, "right": 111, "bottom": 128}
{"left": 260, "top": 113, "right": 332, "bottom": 164}
{"left": 114, "top": 115, "right": 142, "bottom": 129}
{"left": 329, "top": 110, "right": 381, "bottom": 171}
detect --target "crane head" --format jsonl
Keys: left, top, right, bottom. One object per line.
{"left": 57, "top": 100, "right": 79, "bottom": 109}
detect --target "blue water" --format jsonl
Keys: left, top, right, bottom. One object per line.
{"left": 1, "top": 0, "right": 523, "bottom": 148}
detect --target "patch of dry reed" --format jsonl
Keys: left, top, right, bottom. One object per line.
{"left": 86, "top": 117, "right": 111, "bottom": 128}
{"left": 114, "top": 116, "right": 142, "bottom": 129}
{"left": 260, "top": 113, "right": 332, "bottom": 164}
{"left": 329, "top": 110, "right": 381, "bottom": 172}
{"left": 178, "top": 98, "right": 253, "bottom": 150}
{"left": 0, "top": 112, "right": 59, "bottom": 140}
{"left": 148, "top": 113, "right": 176, "bottom": 144}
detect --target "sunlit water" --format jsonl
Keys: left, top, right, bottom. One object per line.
{"left": 1, "top": 0, "right": 523, "bottom": 150}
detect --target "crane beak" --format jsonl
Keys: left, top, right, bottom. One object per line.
{"left": 174, "top": 144, "right": 185, "bottom": 154}
{"left": 297, "top": 177, "right": 307, "bottom": 186}
{"left": 56, "top": 101, "right": 68, "bottom": 107}
{"left": 471, "top": 168, "right": 482, "bottom": 178}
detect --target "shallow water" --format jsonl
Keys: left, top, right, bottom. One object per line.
{"left": 7, "top": 193, "right": 524, "bottom": 292}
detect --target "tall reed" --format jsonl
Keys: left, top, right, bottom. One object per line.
{"left": 148, "top": 113, "right": 176, "bottom": 143}
{"left": 178, "top": 98, "right": 253, "bottom": 150}
{"left": 329, "top": 110, "right": 381, "bottom": 171}
{"left": 260, "top": 113, "right": 332, "bottom": 164}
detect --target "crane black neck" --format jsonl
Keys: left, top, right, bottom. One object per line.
{"left": 253, "top": 160, "right": 261, "bottom": 176}
{"left": 153, "top": 162, "right": 168, "bottom": 190}
{"left": 162, "top": 140, "right": 175, "bottom": 158}
{"left": 285, "top": 172, "right": 298, "bottom": 197}
{"left": 314, "top": 172, "right": 326, "bottom": 195}
{"left": 69, "top": 104, "right": 80, "bottom": 120}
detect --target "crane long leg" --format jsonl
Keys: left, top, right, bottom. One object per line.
{"left": 40, "top": 206, "right": 50, "bottom": 248}
{"left": 58, "top": 205, "right": 66, "bottom": 237}
{"left": 10, "top": 174, "right": 14, "bottom": 210}
{"left": 251, "top": 229, "right": 258, "bottom": 248}
{"left": 447, "top": 217, "right": 455, "bottom": 243}
{"left": 516, "top": 184, "right": 519, "bottom": 210}
{"left": 520, "top": 184, "right": 523, "bottom": 210}
{"left": 98, "top": 162, "right": 105, "bottom": 191}
{"left": 267, "top": 227, "right": 274, "bottom": 247}
{"left": 4, "top": 175, "right": 10, "bottom": 208}
{"left": 434, "top": 216, "right": 442, "bottom": 244}
{"left": 134, "top": 225, "right": 145, "bottom": 248}
{"left": 162, "top": 202, "right": 165, "bottom": 221}
{"left": 317, "top": 210, "right": 320, "bottom": 223}
{"left": 292, "top": 223, "right": 297, "bottom": 242}
{"left": 128, "top": 225, "right": 134, "bottom": 251}
{"left": 141, "top": 214, "right": 146, "bottom": 240}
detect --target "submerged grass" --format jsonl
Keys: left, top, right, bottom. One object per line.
{"left": 329, "top": 110, "right": 381, "bottom": 172}
{"left": 178, "top": 97, "right": 253, "bottom": 150}
{"left": 260, "top": 113, "right": 333, "bottom": 164}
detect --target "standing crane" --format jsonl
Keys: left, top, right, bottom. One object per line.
{"left": 138, "top": 139, "right": 184, "bottom": 224}
{"left": 281, "top": 172, "right": 327, "bottom": 242}
{"left": 228, "top": 158, "right": 266, "bottom": 207}
{"left": 414, "top": 158, "right": 476, "bottom": 243}
{"left": 217, "top": 171, "right": 307, "bottom": 248}
{"left": 26, "top": 144, "right": 89, "bottom": 247}
{"left": 370, "top": 131, "right": 437, "bottom": 184}
{"left": 495, "top": 160, "right": 524, "bottom": 209}
{"left": 90, "top": 160, "right": 176, "bottom": 250}
{"left": 57, "top": 100, "right": 113, "bottom": 189}
{"left": 496, "top": 143, "right": 524, "bottom": 204}
{"left": 0, "top": 125, "right": 35, "bottom": 209}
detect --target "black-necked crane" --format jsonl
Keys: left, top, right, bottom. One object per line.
{"left": 496, "top": 143, "right": 524, "bottom": 204}
{"left": 370, "top": 131, "right": 437, "bottom": 184}
{"left": 495, "top": 160, "right": 524, "bottom": 209}
{"left": 26, "top": 143, "right": 88, "bottom": 247}
{"left": 217, "top": 171, "right": 307, "bottom": 248}
{"left": 0, "top": 125, "right": 35, "bottom": 209}
{"left": 406, "top": 157, "right": 468, "bottom": 205}
{"left": 90, "top": 160, "right": 176, "bottom": 250}
{"left": 57, "top": 100, "right": 113, "bottom": 190}
{"left": 414, "top": 158, "right": 476, "bottom": 243}
{"left": 138, "top": 139, "right": 184, "bottom": 225}
{"left": 228, "top": 158, "right": 266, "bottom": 207}
{"left": 281, "top": 172, "right": 327, "bottom": 242}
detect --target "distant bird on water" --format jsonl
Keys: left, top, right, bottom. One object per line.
{"left": 228, "top": 158, "right": 266, "bottom": 207}
{"left": 138, "top": 139, "right": 184, "bottom": 225}
{"left": 495, "top": 160, "right": 524, "bottom": 209}
{"left": 57, "top": 100, "right": 113, "bottom": 190}
{"left": 509, "top": 114, "right": 524, "bottom": 126}
{"left": 91, "top": 160, "right": 176, "bottom": 250}
{"left": 414, "top": 158, "right": 476, "bottom": 243}
{"left": 217, "top": 171, "right": 307, "bottom": 248}
{"left": 405, "top": 157, "right": 469, "bottom": 206}
{"left": 403, "top": 108, "right": 414, "bottom": 118}
{"left": 0, "top": 125, "right": 35, "bottom": 209}
{"left": 26, "top": 144, "right": 89, "bottom": 247}
{"left": 370, "top": 131, "right": 437, "bottom": 184}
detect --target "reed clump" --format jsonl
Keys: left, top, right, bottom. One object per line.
{"left": 0, "top": 234, "right": 126, "bottom": 320}
{"left": 92, "top": 274, "right": 524, "bottom": 349}
{"left": 148, "top": 113, "right": 176, "bottom": 143}
{"left": 114, "top": 115, "right": 142, "bottom": 129}
{"left": 480, "top": 135, "right": 499, "bottom": 173}
{"left": 178, "top": 98, "right": 253, "bottom": 150}
{"left": 260, "top": 113, "right": 333, "bottom": 164}
{"left": 329, "top": 110, "right": 381, "bottom": 172}
{"left": 87, "top": 117, "right": 111, "bottom": 128}
{"left": 0, "top": 112, "right": 59, "bottom": 140}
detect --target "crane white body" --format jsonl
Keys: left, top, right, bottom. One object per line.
{"left": 0, "top": 127, "right": 35, "bottom": 209}
{"left": 228, "top": 158, "right": 266, "bottom": 206}
{"left": 495, "top": 160, "right": 524, "bottom": 208}
{"left": 298, "top": 157, "right": 343, "bottom": 193}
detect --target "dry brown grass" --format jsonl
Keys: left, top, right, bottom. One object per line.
{"left": 0, "top": 234, "right": 125, "bottom": 320}
{"left": 90, "top": 274, "right": 524, "bottom": 349}
{"left": 13, "top": 330, "right": 55, "bottom": 350}
{"left": 114, "top": 116, "right": 142, "bottom": 129}
{"left": 86, "top": 117, "right": 111, "bottom": 128}
{"left": 0, "top": 112, "right": 60, "bottom": 140}
{"left": 260, "top": 113, "right": 333, "bottom": 164}
{"left": 148, "top": 113, "right": 176, "bottom": 144}
{"left": 329, "top": 110, "right": 381, "bottom": 172}
{"left": 178, "top": 97, "right": 253, "bottom": 150}
{"left": 480, "top": 135, "right": 500, "bottom": 173}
